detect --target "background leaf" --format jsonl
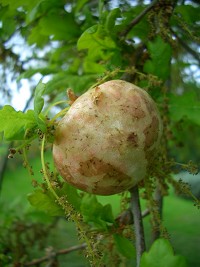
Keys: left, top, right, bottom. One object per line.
{"left": 105, "top": 8, "right": 121, "bottom": 34}
{"left": 140, "top": 238, "right": 188, "bottom": 267}
{"left": 33, "top": 82, "right": 47, "bottom": 132}
{"left": 114, "top": 234, "right": 136, "bottom": 259}
{"left": 169, "top": 92, "right": 200, "bottom": 125}
{"left": 174, "top": 5, "right": 200, "bottom": 26}
{"left": 34, "top": 82, "right": 46, "bottom": 115}
{"left": 27, "top": 189, "right": 64, "bottom": 217}
{"left": 77, "top": 25, "right": 116, "bottom": 60}
{"left": 45, "top": 73, "right": 98, "bottom": 94}
{"left": 144, "top": 36, "right": 172, "bottom": 80}
{"left": 39, "top": 12, "right": 80, "bottom": 41}
{"left": 0, "top": 105, "right": 37, "bottom": 140}
{"left": 17, "top": 68, "right": 56, "bottom": 81}
{"left": 80, "top": 194, "right": 114, "bottom": 229}
{"left": 0, "top": 0, "right": 199, "bottom": 266}
{"left": 60, "top": 183, "right": 81, "bottom": 211}
{"left": 101, "top": 204, "right": 114, "bottom": 223}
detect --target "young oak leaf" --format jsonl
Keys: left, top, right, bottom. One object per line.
{"left": 27, "top": 189, "right": 64, "bottom": 216}
{"left": 114, "top": 234, "right": 136, "bottom": 259}
{"left": 80, "top": 194, "right": 114, "bottom": 230}
{"left": 77, "top": 24, "right": 116, "bottom": 60}
{"left": 140, "top": 238, "right": 188, "bottom": 267}
{"left": 0, "top": 105, "right": 37, "bottom": 141}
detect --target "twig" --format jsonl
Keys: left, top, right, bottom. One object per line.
{"left": 57, "top": 243, "right": 86, "bottom": 255}
{"left": 116, "top": 208, "right": 150, "bottom": 226}
{"left": 142, "top": 208, "right": 150, "bottom": 218}
{"left": 151, "top": 186, "right": 163, "bottom": 241}
{"left": 130, "top": 185, "right": 146, "bottom": 267}
{"left": 24, "top": 243, "right": 87, "bottom": 266}
{"left": 120, "top": 0, "right": 158, "bottom": 36}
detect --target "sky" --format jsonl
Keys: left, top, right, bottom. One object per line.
{"left": 3, "top": 33, "right": 46, "bottom": 111}
{"left": 10, "top": 80, "right": 31, "bottom": 111}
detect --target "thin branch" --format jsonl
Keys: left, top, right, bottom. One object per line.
{"left": 151, "top": 186, "right": 163, "bottom": 242}
{"left": 116, "top": 208, "right": 150, "bottom": 226}
{"left": 130, "top": 185, "right": 146, "bottom": 267}
{"left": 120, "top": 0, "right": 158, "bottom": 36}
{"left": 142, "top": 208, "right": 150, "bottom": 218}
{"left": 24, "top": 243, "right": 87, "bottom": 266}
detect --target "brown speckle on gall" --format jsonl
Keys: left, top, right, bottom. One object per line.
{"left": 127, "top": 132, "right": 139, "bottom": 148}
{"left": 53, "top": 80, "right": 162, "bottom": 195}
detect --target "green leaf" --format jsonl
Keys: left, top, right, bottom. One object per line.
{"left": 35, "top": 114, "right": 47, "bottom": 132}
{"left": 80, "top": 194, "right": 114, "bottom": 229}
{"left": 44, "top": 73, "right": 70, "bottom": 94}
{"left": 114, "top": 234, "right": 136, "bottom": 259}
{"left": 0, "top": 0, "right": 27, "bottom": 10}
{"left": 27, "top": 189, "right": 64, "bottom": 216}
{"left": 101, "top": 204, "right": 115, "bottom": 223}
{"left": 17, "top": 69, "right": 41, "bottom": 81}
{"left": 25, "top": 0, "right": 46, "bottom": 24}
{"left": 45, "top": 73, "right": 98, "bottom": 94}
{"left": 140, "top": 238, "right": 188, "bottom": 267}
{"left": 0, "top": 105, "right": 37, "bottom": 140}
{"left": 66, "top": 74, "right": 98, "bottom": 93}
{"left": 77, "top": 25, "right": 116, "bottom": 60}
{"left": 77, "top": 25, "right": 98, "bottom": 50}
{"left": 80, "top": 194, "right": 103, "bottom": 221}
{"left": 60, "top": 183, "right": 81, "bottom": 211}
{"left": 0, "top": 7, "right": 16, "bottom": 41}
{"left": 169, "top": 92, "right": 200, "bottom": 125}
{"left": 175, "top": 5, "right": 200, "bottom": 25}
{"left": 75, "top": 0, "right": 90, "bottom": 13}
{"left": 39, "top": 12, "right": 80, "bottom": 41}
{"left": 34, "top": 82, "right": 46, "bottom": 115}
{"left": 83, "top": 60, "right": 106, "bottom": 73}
{"left": 33, "top": 82, "right": 47, "bottom": 132}
{"left": 115, "top": 6, "right": 149, "bottom": 41}
{"left": 144, "top": 36, "right": 172, "bottom": 80}
{"left": 17, "top": 68, "right": 56, "bottom": 81}
{"left": 1, "top": 0, "right": 43, "bottom": 12}
{"left": 28, "top": 24, "right": 49, "bottom": 47}
{"left": 105, "top": 8, "right": 121, "bottom": 33}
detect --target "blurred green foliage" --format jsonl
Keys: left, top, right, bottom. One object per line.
{"left": 0, "top": 0, "right": 200, "bottom": 266}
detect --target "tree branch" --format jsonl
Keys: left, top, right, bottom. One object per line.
{"left": 130, "top": 185, "right": 146, "bottom": 267}
{"left": 120, "top": 0, "right": 158, "bottom": 36}
{"left": 24, "top": 243, "right": 87, "bottom": 266}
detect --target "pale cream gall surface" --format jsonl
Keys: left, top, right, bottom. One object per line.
{"left": 53, "top": 80, "right": 163, "bottom": 195}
